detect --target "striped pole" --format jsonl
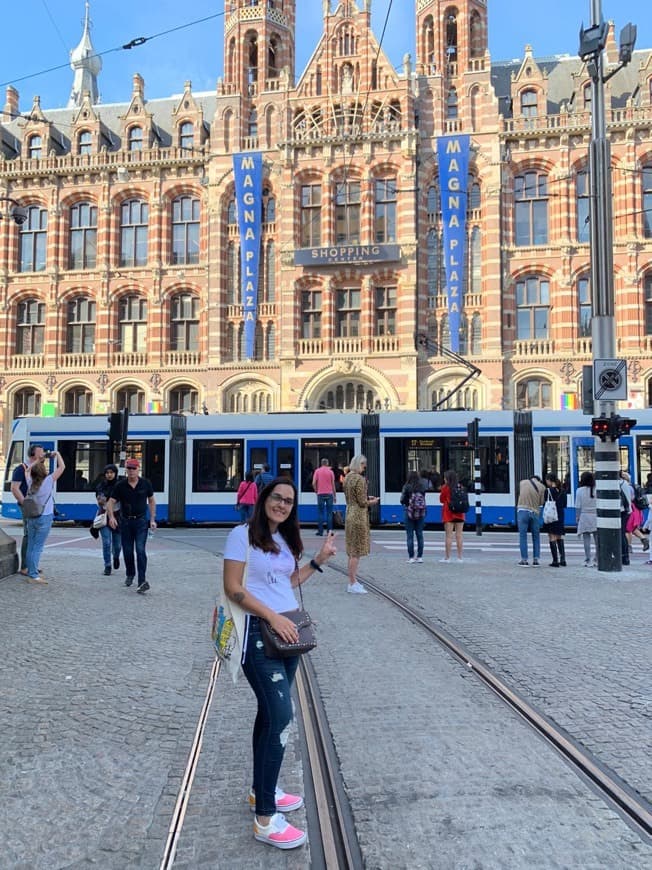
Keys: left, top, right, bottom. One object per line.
{"left": 594, "top": 436, "right": 622, "bottom": 571}
{"left": 474, "top": 452, "right": 482, "bottom": 535}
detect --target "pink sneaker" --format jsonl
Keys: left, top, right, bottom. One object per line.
{"left": 248, "top": 787, "right": 303, "bottom": 812}
{"left": 253, "top": 812, "right": 307, "bottom": 849}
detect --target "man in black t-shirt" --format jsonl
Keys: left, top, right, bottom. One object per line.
{"left": 107, "top": 459, "right": 157, "bottom": 593}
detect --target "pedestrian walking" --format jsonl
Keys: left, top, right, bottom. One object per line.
{"left": 254, "top": 463, "right": 274, "bottom": 491}
{"left": 10, "top": 443, "right": 46, "bottom": 576}
{"left": 22, "top": 451, "right": 65, "bottom": 584}
{"left": 106, "top": 458, "right": 156, "bottom": 593}
{"left": 95, "top": 464, "right": 122, "bottom": 575}
{"left": 439, "top": 470, "right": 466, "bottom": 563}
{"left": 575, "top": 471, "right": 598, "bottom": 567}
{"left": 621, "top": 471, "right": 648, "bottom": 555}
{"left": 222, "top": 477, "right": 337, "bottom": 850}
{"left": 312, "top": 458, "right": 337, "bottom": 536}
{"left": 235, "top": 471, "right": 258, "bottom": 523}
{"left": 343, "top": 454, "right": 379, "bottom": 593}
{"left": 400, "top": 470, "right": 427, "bottom": 562}
{"left": 542, "top": 474, "right": 567, "bottom": 566}
{"left": 516, "top": 475, "right": 546, "bottom": 566}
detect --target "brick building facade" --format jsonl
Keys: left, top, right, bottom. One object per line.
{"left": 1, "top": 0, "right": 652, "bottom": 458}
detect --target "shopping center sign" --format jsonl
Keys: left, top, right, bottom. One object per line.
{"left": 294, "top": 244, "right": 401, "bottom": 266}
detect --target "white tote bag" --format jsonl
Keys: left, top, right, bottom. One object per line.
{"left": 542, "top": 490, "right": 558, "bottom": 524}
{"left": 212, "top": 550, "right": 249, "bottom": 684}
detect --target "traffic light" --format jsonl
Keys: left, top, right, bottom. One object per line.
{"left": 591, "top": 414, "right": 637, "bottom": 441}
{"left": 108, "top": 412, "right": 122, "bottom": 442}
{"left": 467, "top": 418, "right": 479, "bottom": 450}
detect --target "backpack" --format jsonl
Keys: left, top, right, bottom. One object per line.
{"left": 448, "top": 484, "right": 469, "bottom": 514}
{"left": 633, "top": 484, "right": 648, "bottom": 511}
{"left": 21, "top": 486, "right": 44, "bottom": 519}
{"left": 407, "top": 489, "right": 426, "bottom": 521}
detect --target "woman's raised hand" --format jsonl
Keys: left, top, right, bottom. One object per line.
{"left": 318, "top": 531, "right": 337, "bottom": 562}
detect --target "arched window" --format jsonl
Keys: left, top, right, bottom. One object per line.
{"left": 583, "top": 83, "right": 592, "bottom": 110}
{"left": 119, "top": 294, "right": 147, "bottom": 352}
{"left": 70, "top": 202, "right": 97, "bottom": 270}
{"left": 227, "top": 242, "right": 239, "bottom": 305}
{"left": 248, "top": 108, "right": 258, "bottom": 138}
{"left": 28, "top": 135, "right": 42, "bottom": 159}
{"left": 469, "top": 181, "right": 481, "bottom": 210}
{"left": 471, "top": 313, "right": 482, "bottom": 355}
{"left": 19, "top": 206, "right": 48, "bottom": 272}
{"left": 458, "top": 313, "right": 468, "bottom": 355}
{"left": 120, "top": 199, "right": 149, "bottom": 267}
{"left": 266, "top": 241, "right": 276, "bottom": 302}
{"left": 67, "top": 296, "right": 96, "bottom": 352}
{"left": 469, "top": 10, "right": 484, "bottom": 58}
{"left": 643, "top": 165, "right": 652, "bottom": 238}
{"left": 427, "top": 228, "right": 440, "bottom": 305}
{"left": 172, "top": 196, "right": 200, "bottom": 265}
{"left": 520, "top": 90, "right": 538, "bottom": 118}
{"left": 64, "top": 387, "right": 93, "bottom": 414}
{"left": 514, "top": 171, "right": 548, "bottom": 246}
{"left": 227, "top": 198, "right": 237, "bottom": 225}
{"left": 576, "top": 169, "right": 590, "bottom": 243}
{"left": 445, "top": 11, "right": 458, "bottom": 63}
{"left": 469, "top": 226, "right": 481, "bottom": 294}
{"left": 127, "top": 126, "right": 143, "bottom": 151}
{"left": 16, "top": 298, "right": 45, "bottom": 354}
{"left": 446, "top": 87, "right": 458, "bottom": 119}
{"left": 116, "top": 386, "right": 145, "bottom": 414}
{"left": 266, "top": 323, "right": 276, "bottom": 360}
{"left": 516, "top": 378, "right": 552, "bottom": 410}
{"left": 644, "top": 273, "right": 652, "bottom": 335}
{"left": 301, "top": 183, "right": 321, "bottom": 247}
{"left": 264, "top": 196, "right": 276, "bottom": 223}
{"left": 78, "top": 131, "right": 92, "bottom": 155}
{"left": 179, "top": 121, "right": 194, "bottom": 151}
{"left": 170, "top": 293, "right": 199, "bottom": 351}
{"left": 516, "top": 275, "right": 550, "bottom": 339}
{"left": 169, "top": 385, "right": 198, "bottom": 413}
{"left": 577, "top": 276, "right": 592, "bottom": 337}
{"left": 268, "top": 35, "right": 279, "bottom": 77}
{"left": 14, "top": 388, "right": 41, "bottom": 417}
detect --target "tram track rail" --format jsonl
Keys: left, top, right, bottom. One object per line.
{"left": 349, "top": 570, "right": 652, "bottom": 843}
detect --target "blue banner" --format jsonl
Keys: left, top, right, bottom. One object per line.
{"left": 437, "top": 135, "right": 470, "bottom": 353}
{"left": 233, "top": 152, "right": 263, "bottom": 359}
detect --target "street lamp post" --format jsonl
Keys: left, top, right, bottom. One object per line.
{"left": 579, "top": 1, "right": 637, "bottom": 572}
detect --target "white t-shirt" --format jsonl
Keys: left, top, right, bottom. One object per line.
{"left": 223, "top": 523, "right": 298, "bottom": 613}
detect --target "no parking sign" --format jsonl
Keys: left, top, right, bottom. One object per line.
{"left": 593, "top": 359, "right": 628, "bottom": 401}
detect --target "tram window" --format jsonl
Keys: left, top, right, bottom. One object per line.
{"left": 193, "top": 439, "right": 243, "bottom": 492}
{"left": 135, "top": 440, "right": 165, "bottom": 492}
{"left": 541, "top": 437, "right": 570, "bottom": 491}
{"left": 301, "top": 439, "right": 354, "bottom": 491}
{"left": 637, "top": 437, "right": 652, "bottom": 487}
{"left": 384, "top": 436, "right": 509, "bottom": 494}
{"left": 4, "top": 440, "right": 25, "bottom": 491}
{"left": 57, "top": 440, "right": 109, "bottom": 491}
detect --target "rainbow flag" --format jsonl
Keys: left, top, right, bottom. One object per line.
{"left": 148, "top": 400, "right": 163, "bottom": 414}
{"left": 561, "top": 393, "right": 578, "bottom": 410}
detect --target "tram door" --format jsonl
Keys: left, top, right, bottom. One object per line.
{"left": 247, "top": 440, "right": 297, "bottom": 485}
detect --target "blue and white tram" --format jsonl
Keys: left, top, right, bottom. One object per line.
{"left": 3, "top": 408, "right": 652, "bottom": 527}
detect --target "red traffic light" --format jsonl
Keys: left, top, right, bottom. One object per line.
{"left": 619, "top": 417, "right": 636, "bottom": 436}
{"left": 591, "top": 416, "right": 610, "bottom": 441}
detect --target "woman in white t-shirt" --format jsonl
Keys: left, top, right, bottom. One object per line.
{"left": 223, "top": 477, "right": 336, "bottom": 851}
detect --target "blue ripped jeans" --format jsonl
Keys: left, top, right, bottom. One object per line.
{"left": 242, "top": 617, "right": 299, "bottom": 817}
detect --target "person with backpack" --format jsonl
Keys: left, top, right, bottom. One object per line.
{"left": 10, "top": 443, "right": 47, "bottom": 576}
{"left": 439, "top": 469, "right": 468, "bottom": 563}
{"left": 22, "top": 451, "right": 66, "bottom": 584}
{"left": 400, "top": 470, "right": 427, "bottom": 563}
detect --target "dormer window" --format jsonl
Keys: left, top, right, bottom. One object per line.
{"left": 521, "top": 90, "right": 538, "bottom": 118}
{"left": 28, "top": 135, "right": 42, "bottom": 160}
{"left": 179, "top": 121, "right": 194, "bottom": 151}
{"left": 128, "top": 126, "right": 143, "bottom": 152}
{"left": 78, "top": 130, "right": 92, "bottom": 155}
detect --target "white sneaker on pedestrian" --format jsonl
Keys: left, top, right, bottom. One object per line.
{"left": 456, "top": 557, "right": 464, "bottom": 563}
{"left": 347, "top": 581, "right": 368, "bottom": 594}
{"left": 406, "top": 557, "right": 415, "bottom": 563}
{"left": 416, "top": 557, "right": 423, "bottom": 563}
{"left": 439, "top": 557, "right": 450, "bottom": 563}
{"left": 253, "top": 812, "right": 306, "bottom": 850}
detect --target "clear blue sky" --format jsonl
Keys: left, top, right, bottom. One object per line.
{"left": 1, "top": 1, "right": 649, "bottom": 112}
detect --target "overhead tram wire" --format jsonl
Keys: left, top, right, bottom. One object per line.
{"left": 39, "top": 0, "right": 72, "bottom": 56}
{"left": 0, "top": 9, "right": 226, "bottom": 92}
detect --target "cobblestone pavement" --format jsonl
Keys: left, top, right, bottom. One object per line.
{"left": 1, "top": 523, "right": 651, "bottom": 869}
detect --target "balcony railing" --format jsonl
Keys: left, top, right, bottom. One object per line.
{"left": 8, "top": 354, "right": 44, "bottom": 370}
{"left": 371, "top": 335, "right": 400, "bottom": 353}
{"left": 333, "top": 337, "right": 364, "bottom": 355}
{"left": 113, "top": 351, "right": 148, "bottom": 368}
{"left": 575, "top": 337, "right": 592, "bottom": 355}
{"left": 513, "top": 339, "right": 555, "bottom": 357}
{"left": 164, "top": 350, "right": 201, "bottom": 367}
{"left": 61, "top": 352, "right": 96, "bottom": 368}
{"left": 297, "top": 338, "right": 324, "bottom": 356}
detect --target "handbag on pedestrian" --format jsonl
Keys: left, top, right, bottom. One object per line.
{"left": 542, "top": 490, "right": 558, "bottom": 524}
{"left": 259, "top": 580, "right": 316, "bottom": 657}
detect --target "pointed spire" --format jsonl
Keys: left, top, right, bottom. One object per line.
{"left": 68, "top": 1, "right": 102, "bottom": 108}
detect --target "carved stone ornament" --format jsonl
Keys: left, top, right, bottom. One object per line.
{"left": 334, "top": 359, "right": 362, "bottom": 374}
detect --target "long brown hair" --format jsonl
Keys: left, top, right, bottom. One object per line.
{"left": 248, "top": 477, "right": 303, "bottom": 560}
{"left": 29, "top": 461, "right": 47, "bottom": 491}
